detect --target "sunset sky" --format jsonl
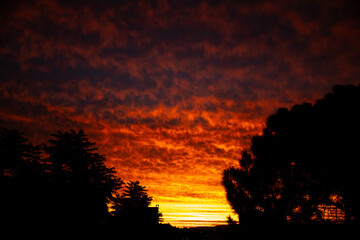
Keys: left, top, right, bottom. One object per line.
{"left": 1, "top": 0, "right": 360, "bottom": 227}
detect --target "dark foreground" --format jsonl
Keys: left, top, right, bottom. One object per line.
{"left": 5, "top": 223, "right": 357, "bottom": 239}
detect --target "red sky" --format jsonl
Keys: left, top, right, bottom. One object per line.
{"left": 1, "top": 0, "right": 360, "bottom": 226}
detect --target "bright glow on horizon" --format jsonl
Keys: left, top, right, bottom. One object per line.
{"left": 154, "top": 201, "right": 238, "bottom": 227}
{"left": 2, "top": 0, "right": 359, "bottom": 228}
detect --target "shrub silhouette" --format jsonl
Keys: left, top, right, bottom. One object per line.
{"left": 223, "top": 84, "right": 360, "bottom": 225}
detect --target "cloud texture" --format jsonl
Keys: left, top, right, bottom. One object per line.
{"left": 1, "top": 0, "right": 360, "bottom": 226}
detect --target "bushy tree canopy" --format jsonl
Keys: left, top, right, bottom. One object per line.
{"left": 223, "top": 85, "right": 360, "bottom": 225}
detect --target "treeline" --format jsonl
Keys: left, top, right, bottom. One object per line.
{"left": 0, "top": 129, "right": 154, "bottom": 230}
{"left": 223, "top": 84, "right": 360, "bottom": 225}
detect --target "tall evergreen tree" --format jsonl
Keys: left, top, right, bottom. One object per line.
{"left": 111, "top": 180, "right": 153, "bottom": 213}
{"left": 0, "top": 128, "right": 47, "bottom": 226}
{"left": 45, "top": 130, "right": 123, "bottom": 225}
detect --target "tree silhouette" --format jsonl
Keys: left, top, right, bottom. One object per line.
{"left": 0, "top": 128, "right": 48, "bottom": 226}
{"left": 223, "top": 84, "right": 360, "bottom": 225}
{"left": 1, "top": 128, "right": 167, "bottom": 232}
{"left": 45, "top": 129, "right": 123, "bottom": 226}
{"left": 110, "top": 180, "right": 162, "bottom": 227}
{"left": 111, "top": 180, "right": 153, "bottom": 213}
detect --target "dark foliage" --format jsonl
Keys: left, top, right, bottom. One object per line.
{"left": 223, "top": 84, "right": 360, "bottom": 225}
{"left": 0, "top": 129, "right": 123, "bottom": 230}
{"left": 0, "top": 128, "right": 48, "bottom": 227}
{"left": 109, "top": 180, "right": 163, "bottom": 227}
{"left": 111, "top": 180, "right": 153, "bottom": 213}
{"left": 45, "top": 130, "right": 123, "bottom": 226}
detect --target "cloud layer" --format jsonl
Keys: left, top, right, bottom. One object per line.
{"left": 1, "top": 0, "right": 360, "bottom": 226}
